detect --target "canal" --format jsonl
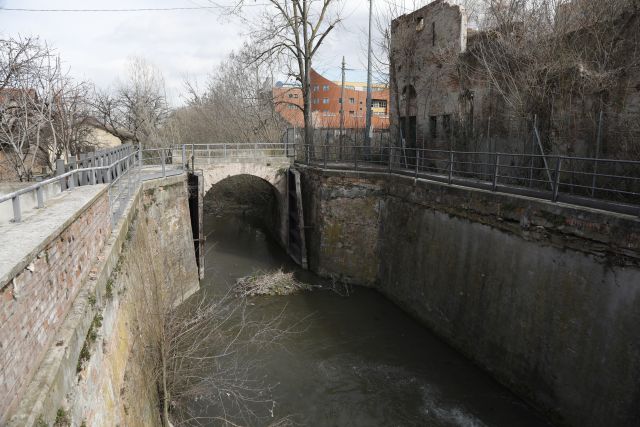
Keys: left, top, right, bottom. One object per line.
{"left": 187, "top": 208, "right": 552, "bottom": 427}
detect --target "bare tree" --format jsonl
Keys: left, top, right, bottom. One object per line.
{"left": 176, "top": 44, "right": 285, "bottom": 146}
{"left": 0, "top": 37, "right": 62, "bottom": 180}
{"left": 93, "top": 57, "right": 170, "bottom": 148}
{"left": 234, "top": 0, "right": 344, "bottom": 146}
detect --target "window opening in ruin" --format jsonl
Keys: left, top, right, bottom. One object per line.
{"left": 443, "top": 114, "right": 451, "bottom": 136}
{"left": 430, "top": 116, "right": 438, "bottom": 138}
{"left": 432, "top": 22, "right": 436, "bottom": 46}
{"left": 416, "top": 17, "right": 425, "bottom": 32}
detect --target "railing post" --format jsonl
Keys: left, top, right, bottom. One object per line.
{"left": 182, "top": 145, "right": 187, "bottom": 170}
{"left": 448, "top": 150, "right": 454, "bottom": 184}
{"left": 12, "top": 195, "right": 21, "bottom": 222}
{"left": 127, "top": 158, "right": 132, "bottom": 199}
{"left": 161, "top": 149, "right": 166, "bottom": 178}
{"left": 492, "top": 153, "right": 500, "bottom": 191}
{"left": 415, "top": 149, "right": 419, "bottom": 179}
{"left": 224, "top": 143, "right": 227, "bottom": 159}
{"left": 36, "top": 186, "right": 44, "bottom": 208}
{"left": 552, "top": 156, "right": 563, "bottom": 202}
{"left": 323, "top": 144, "right": 327, "bottom": 169}
{"left": 191, "top": 144, "right": 195, "bottom": 172}
{"left": 355, "top": 146, "right": 358, "bottom": 171}
{"left": 79, "top": 153, "right": 87, "bottom": 185}
{"left": 55, "top": 158, "right": 66, "bottom": 191}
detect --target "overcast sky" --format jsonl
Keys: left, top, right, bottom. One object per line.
{"left": 0, "top": 0, "right": 385, "bottom": 105}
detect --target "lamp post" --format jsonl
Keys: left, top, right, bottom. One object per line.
{"left": 365, "top": 0, "right": 373, "bottom": 149}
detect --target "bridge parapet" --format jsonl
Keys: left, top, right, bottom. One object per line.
{"left": 173, "top": 143, "right": 294, "bottom": 169}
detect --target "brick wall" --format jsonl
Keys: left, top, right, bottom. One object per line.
{"left": 0, "top": 190, "right": 111, "bottom": 419}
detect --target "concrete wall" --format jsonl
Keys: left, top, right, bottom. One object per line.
{"left": 299, "top": 165, "right": 640, "bottom": 427}
{"left": 3, "top": 174, "right": 199, "bottom": 426}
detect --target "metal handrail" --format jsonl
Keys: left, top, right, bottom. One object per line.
{"left": 296, "top": 143, "right": 640, "bottom": 217}
{"left": 1, "top": 151, "right": 139, "bottom": 223}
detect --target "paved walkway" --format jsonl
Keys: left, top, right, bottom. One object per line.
{"left": 0, "top": 185, "right": 106, "bottom": 288}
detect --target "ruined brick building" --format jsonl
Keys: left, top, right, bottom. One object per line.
{"left": 390, "top": 0, "right": 640, "bottom": 161}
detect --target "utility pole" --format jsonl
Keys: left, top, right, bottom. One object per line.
{"left": 340, "top": 56, "right": 346, "bottom": 158}
{"left": 365, "top": 0, "right": 373, "bottom": 148}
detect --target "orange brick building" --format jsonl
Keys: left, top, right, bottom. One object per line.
{"left": 273, "top": 69, "right": 390, "bottom": 130}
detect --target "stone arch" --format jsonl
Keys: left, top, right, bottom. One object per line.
{"left": 201, "top": 162, "right": 290, "bottom": 247}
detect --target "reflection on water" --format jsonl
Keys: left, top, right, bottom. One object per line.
{"left": 194, "top": 215, "right": 551, "bottom": 427}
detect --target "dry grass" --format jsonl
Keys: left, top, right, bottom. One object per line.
{"left": 235, "top": 268, "right": 313, "bottom": 297}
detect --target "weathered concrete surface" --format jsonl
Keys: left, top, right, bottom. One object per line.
{"left": 298, "top": 165, "right": 640, "bottom": 427}
{"left": 0, "top": 182, "right": 65, "bottom": 224}
{"left": 5, "top": 174, "right": 199, "bottom": 426}
{"left": 0, "top": 185, "right": 107, "bottom": 288}
{"left": 299, "top": 171, "right": 384, "bottom": 285}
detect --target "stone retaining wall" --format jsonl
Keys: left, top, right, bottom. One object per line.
{"left": 299, "top": 165, "right": 640, "bottom": 427}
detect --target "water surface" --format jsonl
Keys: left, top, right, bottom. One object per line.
{"left": 195, "top": 214, "right": 551, "bottom": 427}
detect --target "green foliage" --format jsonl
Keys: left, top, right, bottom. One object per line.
{"left": 106, "top": 279, "right": 114, "bottom": 299}
{"left": 88, "top": 294, "right": 97, "bottom": 308}
{"left": 54, "top": 408, "right": 70, "bottom": 427}
{"left": 76, "top": 314, "right": 103, "bottom": 374}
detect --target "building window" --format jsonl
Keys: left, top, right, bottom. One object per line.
{"left": 293, "top": 93, "right": 299, "bottom": 98}
{"left": 323, "top": 85, "right": 329, "bottom": 91}
{"left": 287, "top": 104, "right": 297, "bottom": 109}
{"left": 430, "top": 116, "right": 438, "bottom": 138}
{"left": 372, "top": 99, "right": 387, "bottom": 109}
{"left": 313, "top": 85, "right": 319, "bottom": 92}
{"left": 349, "top": 111, "right": 355, "bottom": 116}
{"left": 322, "top": 98, "right": 329, "bottom": 104}
{"left": 443, "top": 114, "right": 451, "bottom": 135}
{"left": 338, "top": 98, "right": 342, "bottom": 104}
{"left": 288, "top": 94, "right": 293, "bottom": 98}
{"left": 349, "top": 97, "right": 355, "bottom": 104}
{"left": 313, "top": 98, "right": 319, "bottom": 105}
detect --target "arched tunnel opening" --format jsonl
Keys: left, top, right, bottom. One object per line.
{"left": 203, "top": 174, "right": 282, "bottom": 242}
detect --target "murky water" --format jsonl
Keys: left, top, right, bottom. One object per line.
{"left": 192, "top": 214, "right": 552, "bottom": 427}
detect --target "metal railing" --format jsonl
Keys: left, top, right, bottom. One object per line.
{"left": 1, "top": 150, "right": 141, "bottom": 223}
{"left": 0, "top": 144, "right": 190, "bottom": 225}
{"left": 297, "top": 143, "right": 640, "bottom": 217}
